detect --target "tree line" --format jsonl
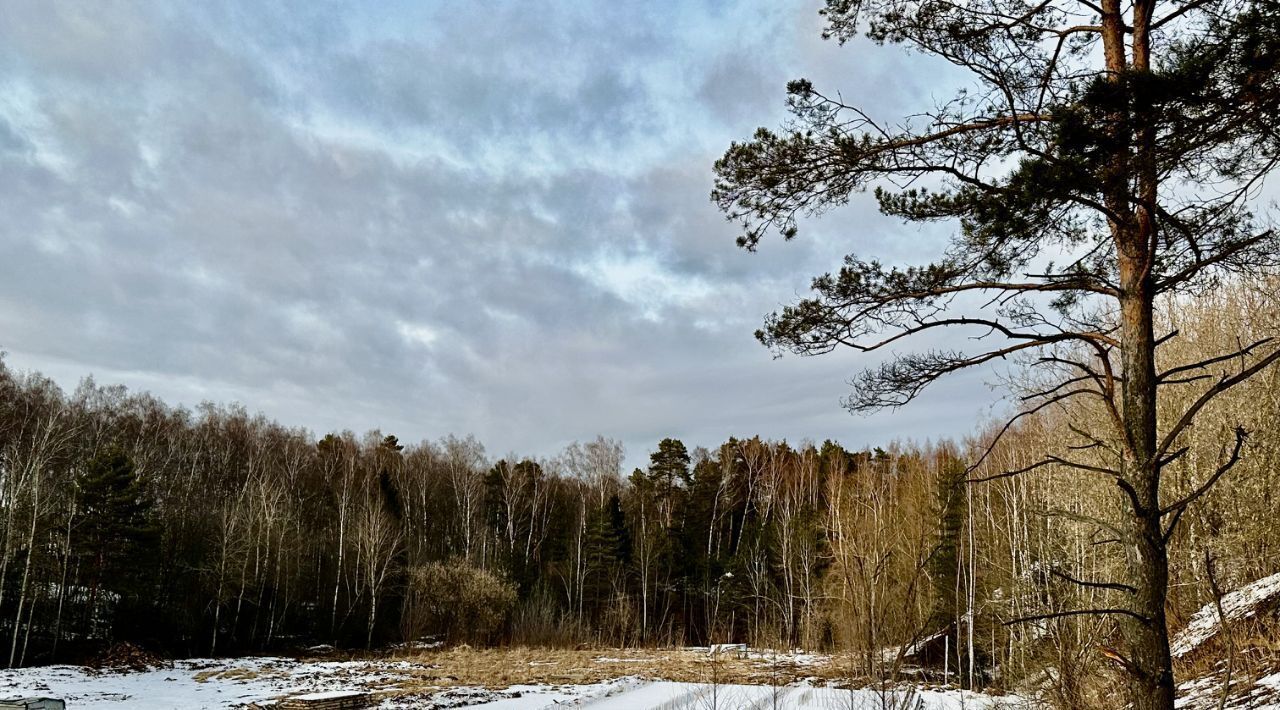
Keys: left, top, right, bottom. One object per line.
{"left": 0, "top": 358, "right": 947, "bottom": 665}
{"left": 0, "top": 279, "right": 1277, "bottom": 706}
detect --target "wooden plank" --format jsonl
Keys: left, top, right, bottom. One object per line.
{"left": 0, "top": 699, "right": 66, "bottom": 710}
{"left": 277, "top": 690, "right": 372, "bottom": 710}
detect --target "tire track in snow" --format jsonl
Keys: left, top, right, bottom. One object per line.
{"left": 561, "top": 677, "right": 653, "bottom": 708}
{"left": 740, "top": 684, "right": 797, "bottom": 710}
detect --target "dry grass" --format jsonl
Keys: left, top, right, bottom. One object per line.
{"left": 343, "top": 645, "right": 843, "bottom": 690}
{"left": 1172, "top": 618, "right": 1280, "bottom": 709}
{"left": 192, "top": 647, "right": 996, "bottom": 707}
{"left": 193, "top": 667, "right": 263, "bottom": 682}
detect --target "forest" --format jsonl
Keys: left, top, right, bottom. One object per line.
{"left": 0, "top": 279, "right": 1277, "bottom": 707}
{"left": 3, "top": 0, "right": 1278, "bottom": 705}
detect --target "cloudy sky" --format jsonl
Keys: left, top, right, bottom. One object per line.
{"left": 0, "top": 0, "right": 1003, "bottom": 465}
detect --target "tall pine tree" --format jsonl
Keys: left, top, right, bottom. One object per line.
{"left": 75, "top": 447, "right": 157, "bottom": 638}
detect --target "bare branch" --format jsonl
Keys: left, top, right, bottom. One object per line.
{"left": 1205, "top": 551, "right": 1235, "bottom": 710}
{"left": 1157, "top": 349, "right": 1280, "bottom": 459}
{"left": 1035, "top": 507, "right": 1132, "bottom": 543}
{"left": 965, "top": 387, "right": 1100, "bottom": 477}
{"left": 1049, "top": 567, "right": 1137, "bottom": 594}
{"left": 843, "top": 317, "right": 1118, "bottom": 355}
{"left": 1150, "top": 0, "right": 1219, "bottom": 30}
{"left": 1004, "top": 608, "right": 1151, "bottom": 626}
{"left": 1157, "top": 446, "right": 1190, "bottom": 469}
{"left": 1155, "top": 231, "right": 1276, "bottom": 293}
{"left": 1161, "top": 426, "right": 1248, "bottom": 517}
{"left": 968, "top": 457, "right": 1057, "bottom": 484}
{"left": 1158, "top": 338, "right": 1275, "bottom": 383}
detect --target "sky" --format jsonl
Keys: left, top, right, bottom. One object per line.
{"left": 0, "top": 0, "right": 1006, "bottom": 467}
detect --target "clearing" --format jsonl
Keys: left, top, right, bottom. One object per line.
{"left": 0, "top": 647, "right": 1022, "bottom": 709}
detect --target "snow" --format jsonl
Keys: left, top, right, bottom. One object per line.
{"left": 0, "top": 656, "right": 1022, "bottom": 709}
{"left": 1176, "top": 669, "right": 1280, "bottom": 710}
{"left": 0, "top": 658, "right": 400, "bottom": 709}
{"left": 680, "top": 647, "right": 829, "bottom": 667}
{"left": 708, "top": 643, "right": 747, "bottom": 655}
{"left": 745, "top": 649, "right": 830, "bottom": 667}
{"left": 1170, "top": 572, "right": 1280, "bottom": 659}
{"left": 289, "top": 689, "right": 367, "bottom": 700}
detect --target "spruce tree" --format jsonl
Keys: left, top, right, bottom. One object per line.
{"left": 927, "top": 458, "right": 967, "bottom": 632}
{"left": 75, "top": 447, "right": 157, "bottom": 634}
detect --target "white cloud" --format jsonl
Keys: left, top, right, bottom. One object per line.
{"left": 0, "top": 0, "right": 995, "bottom": 465}
{"left": 573, "top": 251, "right": 715, "bottom": 321}
{"left": 396, "top": 320, "right": 440, "bottom": 349}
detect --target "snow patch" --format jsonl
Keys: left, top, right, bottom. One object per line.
{"left": 1171, "top": 572, "right": 1280, "bottom": 658}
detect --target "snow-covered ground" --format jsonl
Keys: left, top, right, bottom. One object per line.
{"left": 0, "top": 655, "right": 1024, "bottom": 709}
{"left": 1171, "top": 571, "right": 1280, "bottom": 659}
{"left": 1176, "top": 665, "right": 1280, "bottom": 709}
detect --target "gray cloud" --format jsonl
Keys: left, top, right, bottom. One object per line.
{"left": 0, "top": 0, "right": 1002, "bottom": 467}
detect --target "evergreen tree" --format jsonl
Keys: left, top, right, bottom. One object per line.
{"left": 606, "top": 493, "right": 631, "bottom": 565}
{"left": 75, "top": 447, "right": 158, "bottom": 634}
{"left": 927, "top": 458, "right": 967, "bottom": 629}
{"left": 581, "top": 501, "right": 623, "bottom": 620}
{"left": 376, "top": 434, "right": 405, "bottom": 521}
{"left": 646, "top": 438, "right": 692, "bottom": 495}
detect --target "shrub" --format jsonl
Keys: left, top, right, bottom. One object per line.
{"left": 402, "top": 560, "right": 517, "bottom": 644}
{"left": 509, "top": 585, "right": 591, "bottom": 647}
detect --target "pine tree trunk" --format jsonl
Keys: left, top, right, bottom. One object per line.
{"left": 1118, "top": 277, "right": 1175, "bottom": 710}
{"left": 1103, "top": 0, "right": 1174, "bottom": 700}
